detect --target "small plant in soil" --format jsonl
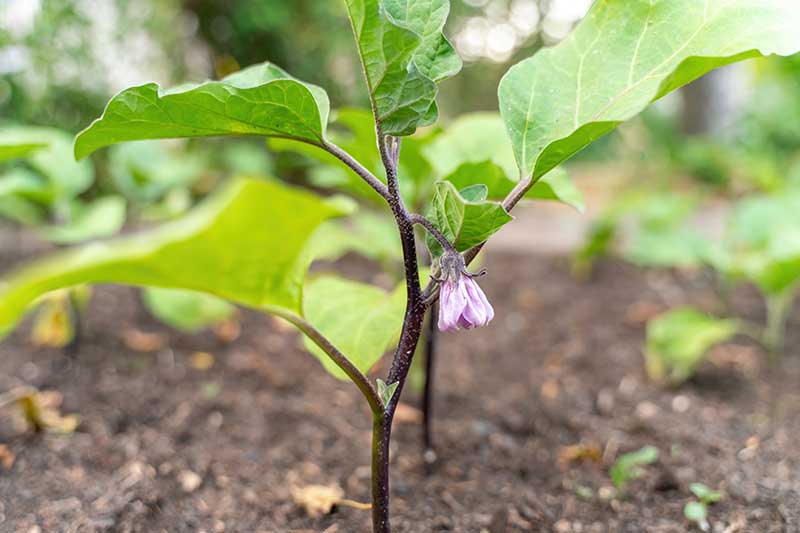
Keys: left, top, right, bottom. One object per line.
{"left": 2, "top": 2, "right": 800, "bottom": 531}
{"left": 684, "top": 483, "right": 723, "bottom": 531}
{"left": 609, "top": 445, "right": 659, "bottom": 494}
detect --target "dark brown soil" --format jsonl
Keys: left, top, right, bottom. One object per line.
{"left": 0, "top": 242, "right": 798, "bottom": 532}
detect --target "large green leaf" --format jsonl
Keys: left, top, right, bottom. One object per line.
{"left": 425, "top": 180, "right": 513, "bottom": 257}
{"left": 423, "top": 113, "right": 583, "bottom": 209}
{"left": 0, "top": 178, "right": 343, "bottom": 339}
{"left": 302, "top": 275, "right": 406, "bottom": 379}
{"left": 345, "top": 0, "right": 461, "bottom": 136}
{"left": 0, "top": 127, "right": 93, "bottom": 204}
{"left": 38, "top": 196, "right": 127, "bottom": 245}
{"left": 75, "top": 62, "right": 331, "bottom": 159}
{"left": 500, "top": 0, "right": 800, "bottom": 180}
{"left": 645, "top": 307, "right": 738, "bottom": 385}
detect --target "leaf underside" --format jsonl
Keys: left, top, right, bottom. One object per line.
{"left": 0, "top": 178, "right": 342, "bottom": 339}
{"left": 500, "top": 0, "right": 800, "bottom": 180}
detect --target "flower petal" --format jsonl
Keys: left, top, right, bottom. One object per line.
{"left": 464, "top": 277, "right": 494, "bottom": 326}
{"left": 438, "top": 280, "right": 462, "bottom": 331}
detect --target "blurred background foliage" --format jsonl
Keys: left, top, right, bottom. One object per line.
{"left": 1, "top": 0, "right": 799, "bottom": 375}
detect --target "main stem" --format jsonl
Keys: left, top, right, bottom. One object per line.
{"left": 371, "top": 134, "right": 427, "bottom": 533}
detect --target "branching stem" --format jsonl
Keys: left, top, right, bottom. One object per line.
{"left": 409, "top": 214, "right": 455, "bottom": 253}
{"left": 323, "top": 140, "right": 391, "bottom": 201}
{"left": 280, "top": 312, "right": 382, "bottom": 415}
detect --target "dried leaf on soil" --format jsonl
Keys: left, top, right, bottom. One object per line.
{"left": 290, "top": 483, "right": 370, "bottom": 518}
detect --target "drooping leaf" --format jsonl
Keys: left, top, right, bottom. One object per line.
{"left": 344, "top": 0, "right": 461, "bottom": 136}
{"left": 302, "top": 275, "right": 406, "bottom": 379}
{"left": 500, "top": 0, "right": 800, "bottom": 180}
{"left": 423, "top": 113, "right": 583, "bottom": 209}
{"left": 143, "top": 287, "right": 236, "bottom": 332}
{"left": 38, "top": 196, "right": 127, "bottom": 245}
{"left": 0, "top": 178, "right": 343, "bottom": 339}
{"left": 425, "top": 180, "right": 513, "bottom": 258}
{"left": 75, "top": 62, "right": 331, "bottom": 159}
{"left": 645, "top": 308, "right": 738, "bottom": 386}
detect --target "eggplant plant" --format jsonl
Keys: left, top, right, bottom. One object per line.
{"left": 1, "top": 1, "right": 800, "bottom": 531}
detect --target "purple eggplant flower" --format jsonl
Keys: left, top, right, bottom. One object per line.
{"left": 436, "top": 251, "right": 494, "bottom": 332}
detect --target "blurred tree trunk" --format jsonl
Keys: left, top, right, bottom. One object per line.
{"left": 681, "top": 65, "right": 747, "bottom": 136}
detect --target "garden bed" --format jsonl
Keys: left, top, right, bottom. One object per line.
{"left": 0, "top": 250, "right": 798, "bottom": 532}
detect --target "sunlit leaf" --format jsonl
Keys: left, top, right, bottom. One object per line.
{"left": 0, "top": 178, "right": 343, "bottom": 339}
{"left": 302, "top": 275, "right": 406, "bottom": 380}
{"left": 500, "top": 0, "right": 800, "bottom": 180}
{"left": 75, "top": 62, "right": 331, "bottom": 159}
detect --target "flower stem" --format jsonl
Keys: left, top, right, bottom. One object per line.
{"left": 409, "top": 213, "right": 455, "bottom": 254}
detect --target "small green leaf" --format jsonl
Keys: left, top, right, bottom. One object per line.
{"left": 109, "top": 141, "right": 208, "bottom": 203}
{"left": 646, "top": 308, "right": 738, "bottom": 386}
{"left": 609, "top": 446, "right": 660, "bottom": 492}
{"left": 425, "top": 180, "right": 513, "bottom": 258}
{"left": 143, "top": 288, "right": 236, "bottom": 332}
{"left": 302, "top": 275, "right": 406, "bottom": 380}
{"left": 0, "top": 127, "right": 93, "bottom": 204}
{"left": 39, "top": 196, "right": 127, "bottom": 245}
{"left": 723, "top": 192, "right": 800, "bottom": 295}
{"left": 424, "top": 114, "right": 583, "bottom": 210}
{"left": 0, "top": 178, "right": 343, "bottom": 340}
{"left": 345, "top": 0, "right": 461, "bottom": 136}
{"left": 500, "top": 0, "right": 800, "bottom": 180}
{"left": 625, "top": 228, "right": 711, "bottom": 268}
{"left": 0, "top": 129, "right": 48, "bottom": 162}
{"left": 689, "top": 483, "right": 722, "bottom": 505}
{"left": 376, "top": 378, "right": 400, "bottom": 407}
{"left": 75, "top": 62, "right": 331, "bottom": 159}
{"left": 307, "top": 211, "right": 402, "bottom": 264}
{"left": 684, "top": 501, "right": 709, "bottom": 530}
